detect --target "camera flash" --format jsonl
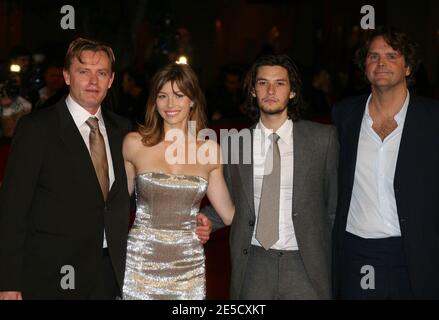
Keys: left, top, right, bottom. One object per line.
{"left": 10, "top": 64, "right": 21, "bottom": 73}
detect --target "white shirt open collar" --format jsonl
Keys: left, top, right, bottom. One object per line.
{"left": 364, "top": 90, "right": 410, "bottom": 127}
{"left": 346, "top": 90, "right": 410, "bottom": 239}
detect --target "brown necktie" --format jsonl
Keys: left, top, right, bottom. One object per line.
{"left": 86, "top": 117, "right": 109, "bottom": 201}
{"left": 256, "top": 133, "right": 281, "bottom": 250}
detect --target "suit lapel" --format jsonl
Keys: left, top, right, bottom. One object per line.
{"left": 233, "top": 126, "right": 256, "bottom": 217}
{"left": 56, "top": 100, "right": 104, "bottom": 202}
{"left": 239, "top": 131, "right": 255, "bottom": 217}
{"left": 292, "top": 121, "right": 313, "bottom": 217}
{"left": 102, "top": 109, "right": 123, "bottom": 202}
{"left": 393, "top": 96, "right": 423, "bottom": 218}
{"left": 341, "top": 97, "right": 367, "bottom": 216}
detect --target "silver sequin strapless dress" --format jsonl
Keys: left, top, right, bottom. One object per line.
{"left": 122, "top": 172, "right": 208, "bottom": 300}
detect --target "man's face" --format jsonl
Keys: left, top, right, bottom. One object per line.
{"left": 365, "top": 36, "right": 410, "bottom": 90}
{"left": 254, "top": 65, "right": 293, "bottom": 116}
{"left": 63, "top": 50, "right": 114, "bottom": 112}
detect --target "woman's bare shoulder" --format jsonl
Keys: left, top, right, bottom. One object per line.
{"left": 124, "top": 131, "right": 144, "bottom": 146}
{"left": 123, "top": 132, "right": 148, "bottom": 157}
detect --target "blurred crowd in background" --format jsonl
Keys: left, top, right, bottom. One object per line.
{"left": 1, "top": 0, "right": 439, "bottom": 140}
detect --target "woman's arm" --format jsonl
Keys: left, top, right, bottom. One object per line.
{"left": 206, "top": 163, "right": 235, "bottom": 226}
{"left": 122, "top": 132, "right": 138, "bottom": 196}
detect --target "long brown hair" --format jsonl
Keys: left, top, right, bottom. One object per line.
{"left": 139, "top": 63, "right": 207, "bottom": 146}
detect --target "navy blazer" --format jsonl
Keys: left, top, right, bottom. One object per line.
{"left": 332, "top": 94, "right": 439, "bottom": 299}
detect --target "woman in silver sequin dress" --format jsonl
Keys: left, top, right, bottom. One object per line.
{"left": 122, "top": 64, "right": 235, "bottom": 300}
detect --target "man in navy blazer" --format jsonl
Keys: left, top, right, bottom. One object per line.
{"left": 332, "top": 27, "right": 439, "bottom": 299}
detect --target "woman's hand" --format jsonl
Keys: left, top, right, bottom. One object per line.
{"left": 195, "top": 213, "right": 212, "bottom": 244}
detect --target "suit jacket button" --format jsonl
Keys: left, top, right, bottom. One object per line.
{"left": 249, "top": 220, "right": 255, "bottom": 227}
{"left": 243, "top": 249, "right": 248, "bottom": 255}
{"left": 400, "top": 218, "right": 406, "bottom": 222}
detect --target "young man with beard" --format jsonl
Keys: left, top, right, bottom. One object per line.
{"left": 204, "top": 54, "right": 338, "bottom": 299}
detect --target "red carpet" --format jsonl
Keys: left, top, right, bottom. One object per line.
{"left": 205, "top": 226, "right": 231, "bottom": 299}
{"left": 0, "top": 144, "right": 10, "bottom": 183}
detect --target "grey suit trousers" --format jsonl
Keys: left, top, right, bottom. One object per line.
{"left": 240, "top": 245, "right": 318, "bottom": 300}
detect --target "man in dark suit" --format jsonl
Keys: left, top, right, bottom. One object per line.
{"left": 0, "top": 38, "right": 132, "bottom": 299}
{"left": 332, "top": 27, "right": 439, "bottom": 299}
{"left": 204, "top": 54, "right": 338, "bottom": 299}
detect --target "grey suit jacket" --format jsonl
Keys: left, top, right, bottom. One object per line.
{"left": 204, "top": 119, "right": 338, "bottom": 299}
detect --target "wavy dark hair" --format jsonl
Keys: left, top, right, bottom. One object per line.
{"left": 355, "top": 26, "right": 419, "bottom": 85}
{"left": 243, "top": 54, "right": 305, "bottom": 122}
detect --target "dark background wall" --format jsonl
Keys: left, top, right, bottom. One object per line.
{"left": 1, "top": 0, "right": 438, "bottom": 87}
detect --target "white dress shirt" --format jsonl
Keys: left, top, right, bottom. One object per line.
{"left": 346, "top": 91, "right": 410, "bottom": 239}
{"left": 66, "top": 95, "right": 115, "bottom": 247}
{"left": 252, "top": 118, "right": 298, "bottom": 250}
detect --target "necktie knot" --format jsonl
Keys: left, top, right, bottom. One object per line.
{"left": 270, "top": 133, "right": 280, "bottom": 144}
{"left": 86, "top": 117, "right": 99, "bottom": 131}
